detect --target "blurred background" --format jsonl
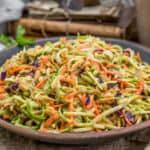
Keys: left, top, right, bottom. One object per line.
{"left": 0, "top": 0, "right": 150, "bottom": 49}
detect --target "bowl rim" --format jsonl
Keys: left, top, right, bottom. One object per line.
{"left": 0, "top": 36, "right": 150, "bottom": 144}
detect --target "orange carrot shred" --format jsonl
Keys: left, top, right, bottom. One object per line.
{"left": 0, "top": 94, "right": 5, "bottom": 100}
{"left": 61, "top": 37, "right": 67, "bottom": 44}
{"left": 60, "top": 122, "right": 65, "bottom": 130}
{"left": 13, "top": 109, "right": 17, "bottom": 115}
{"left": 53, "top": 104, "right": 64, "bottom": 108}
{"left": 136, "top": 52, "right": 142, "bottom": 62}
{"left": 136, "top": 79, "right": 144, "bottom": 94}
{"left": 68, "top": 100, "right": 75, "bottom": 123}
{"left": 0, "top": 81, "right": 6, "bottom": 86}
{"left": 36, "top": 79, "right": 46, "bottom": 89}
{"left": 93, "top": 101, "right": 100, "bottom": 116}
{"left": 77, "top": 44, "right": 89, "bottom": 51}
{"left": 69, "top": 101, "right": 74, "bottom": 112}
{"left": 3, "top": 114, "right": 10, "bottom": 120}
{"left": 122, "top": 110, "right": 132, "bottom": 126}
{"left": 8, "top": 66, "right": 36, "bottom": 75}
{"left": 60, "top": 77, "right": 75, "bottom": 86}
{"left": 44, "top": 113, "right": 59, "bottom": 128}
{"left": 0, "top": 87, "right": 5, "bottom": 93}
{"left": 60, "top": 67, "right": 67, "bottom": 75}
{"left": 64, "top": 91, "right": 77, "bottom": 100}
{"left": 81, "top": 93, "right": 86, "bottom": 108}
{"left": 107, "top": 64, "right": 116, "bottom": 69}
{"left": 41, "top": 55, "right": 52, "bottom": 64}
{"left": 70, "top": 72, "right": 76, "bottom": 80}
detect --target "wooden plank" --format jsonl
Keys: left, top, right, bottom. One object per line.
{"left": 10, "top": 18, "right": 124, "bottom": 38}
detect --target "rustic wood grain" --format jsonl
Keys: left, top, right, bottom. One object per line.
{"left": 0, "top": 127, "right": 149, "bottom": 150}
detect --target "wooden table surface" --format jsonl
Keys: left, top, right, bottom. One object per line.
{"left": 0, "top": 127, "right": 149, "bottom": 150}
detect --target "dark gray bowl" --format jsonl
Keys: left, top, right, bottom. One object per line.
{"left": 0, "top": 37, "right": 150, "bottom": 144}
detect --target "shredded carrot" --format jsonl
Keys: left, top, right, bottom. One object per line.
{"left": 122, "top": 110, "right": 132, "bottom": 126}
{"left": 61, "top": 51, "right": 67, "bottom": 59}
{"left": 60, "top": 77, "right": 75, "bottom": 86}
{"left": 144, "top": 77, "right": 150, "bottom": 81}
{"left": 136, "top": 79, "right": 144, "bottom": 94}
{"left": 60, "top": 66, "right": 67, "bottom": 75}
{"left": 8, "top": 66, "right": 36, "bottom": 75}
{"left": 37, "top": 46, "right": 43, "bottom": 50}
{"left": 104, "top": 86, "right": 108, "bottom": 94}
{"left": 49, "top": 63, "right": 55, "bottom": 72}
{"left": 60, "top": 122, "right": 65, "bottom": 130}
{"left": 99, "top": 63, "right": 108, "bottom": 73}
{"left": 70, "top": 72, "right": 76, "bottom": 80}
{"left": 87, "top": 58, "right": 99, "bottom": 65}
{"left": 69, "top": 100, "right": 75, "bottom": 123}
{"left": 99, "top": 63, "right": 121, "bottom": 77}
{"left": 44, "top": 113, "right": 59, "bottom": 128}
{"left": 107, "top": 64, "right": 116, "bottom": 69}
{"left": 136, "top": 52, "right": 142, "bottom": 62}
{"left": 54, "top": 43, "right": 59, "bottom": 48}
{"left": 46, "top": 109, "right": 54, "bottom": 116}
{"left": 49, "top": 101, "right": 55, "bottom": 106}
{"left": 107, "top": 71, "right": 122, "bottom": 76}
{"left": 59, "top": 59, "right": 69, "bottom": 66}
{"left": 105, "top": 95, "right": 114, "bottom": 100}
{"left": 93, "top": 101, "right": 100, "bottom": 116}
{"left": 105, "top": 44, "right": 112, "bottom": 50}
{"left": 0, "top": 94, "right": 5, "bottom": 100}
{"left": 77, "top": 43, "right": 89, "bottom": 51}
{"left": 36, "top": 79, "right": 46, "bottom": 89}
{"left": 95, "top": 128, "right": 102, "bottom": 132}
{"left": 0, "top": 81, "right": 6, "bottom": 86}
{"left": 64, "top": 91, "right": 77, "bottom": 100}
{"left": 120, "top": 82, "right": 124, "bottom": 89}
{"left": 62, "top": 59, "right": 68, "bottom": 64}
{"left": 61, "top": 37, "right": 67, "bottom": 44}
{"left": 3, "top": 114, "right": 10, "bottom": 120}
{"left": 114, "top": 78, "right": 129, "bottom": 88}
{"left": 122, "top": 64, "right": 129, "bottom": 70}
{"left": 69, "top": 100, "right": 74, "bottom": 112}
{"left": 0, "top": 87, "right": 5, "bottom": 93}
{"left": 64, "top": 91, "right": 76, "bottom": 122}
{"left": 53, "top": 104, "right": 64, "bottom": 109}
{"left": 81, "top": 93, "right": 86, "bottom": 108}
{"left": 13, "top": 109, "right": 17, "bottom": 115}
{"left": 41, "top": 55, "right": 52, "bottom": 64}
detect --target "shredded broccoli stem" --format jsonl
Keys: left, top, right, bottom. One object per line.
{"left": 0, "top": 35, "right": 149, "bottom": 133}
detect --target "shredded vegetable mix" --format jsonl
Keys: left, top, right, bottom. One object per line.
{"left": 0, "top": 35, "right": 149, "bottom": 133}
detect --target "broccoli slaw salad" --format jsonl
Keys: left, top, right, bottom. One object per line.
{"left": 0, "top": 35, "right": 149, "bottom": 133}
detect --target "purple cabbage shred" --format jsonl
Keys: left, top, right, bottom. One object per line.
{"left": 0, "top": 72, "right": 6, "bottom": 80}
{"left": 123, "top": 49, "right": 130, "bottom": 56}
{"left": 85, "top": 95, "right": 90, "bottom": 106}
{"left": 99, "top": 77, "right": 103, "bottom": 83}
{"left": 116, "top": 110, "right": 122, "bottom": 116}
{"left": 32, "top": 60, "right": 39, "bottom": 67}
{"left": 125, "top": 111, "right": 135, "bottom": 123}
{"left": 112, "top": 103, "right": 122, "bottom": 116}
{"left": 9, "top": 83, "right": 19, "bottom": 90}
{"left": 28, "top": 71, "right": 35, "bottom": 77}
{"left": 115, "top": 92, "right": 122, "bottom": 97}
{"left": 107, "top": 83, "right": 117, "bottom": 89}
